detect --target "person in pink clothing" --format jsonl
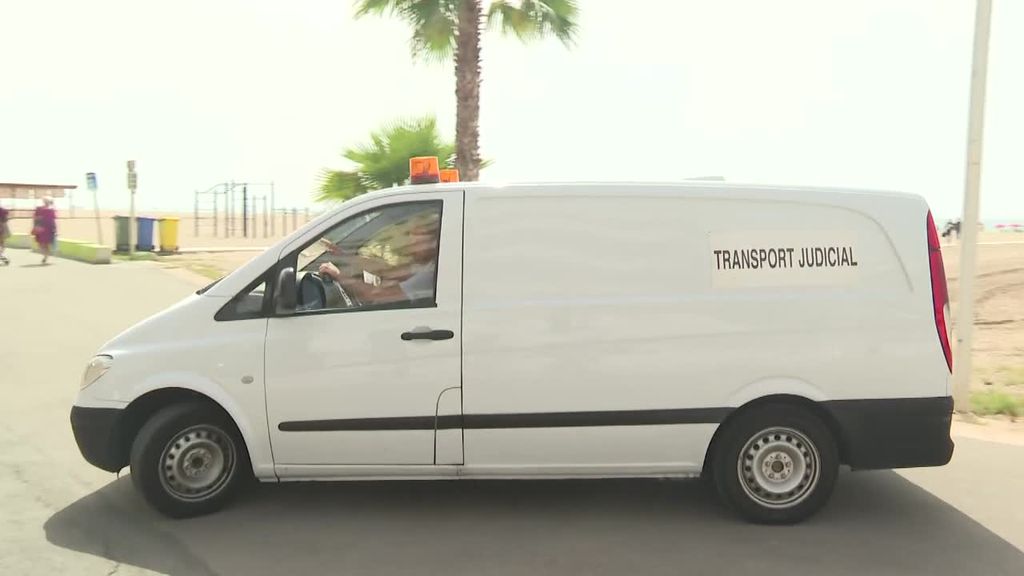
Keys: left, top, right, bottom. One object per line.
{"left": 0, "top": 204, "right": 10, "bottom": 265}
{"left": 32, "top": 197, "right": 57, "bottom": 264}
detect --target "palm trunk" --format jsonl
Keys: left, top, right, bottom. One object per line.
{"left": 455, "top": 0, "right": 482, "bottom": 180}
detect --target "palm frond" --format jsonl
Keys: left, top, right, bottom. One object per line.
{"left": 354, "top": 0, "right": 459, "bottom": 60}
{"left": 353, "top": 0, "right": 397, "bottom": 17}
{"left": 487, "top": 0, "right": 578, "bottom": 45}
{"left": 315, "top": 116, "right": 459, "bottom": 202}
{"left": 316, "top": 169, "right": 370, "bottom": 202}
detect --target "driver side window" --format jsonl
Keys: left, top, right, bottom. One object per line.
{"left": 293, "top": 201, "right": 442, "bottom": 313}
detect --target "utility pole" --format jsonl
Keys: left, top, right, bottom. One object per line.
{"left": 953, "top": 0, "right": 993, "bottom": 412}
{"left": 242, "top": 185, "right": 249, "bottom": 238}
{"left": 228, "top": 180, "right": 234, "bottom": 238}
{"left": 213, "top": 190, "right": 218, "bottom": 238}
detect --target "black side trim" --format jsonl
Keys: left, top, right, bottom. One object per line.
{"left": 280, "top": 415, "right": 439, "bottom": 432}
{"left": 463, "top": 408, "right": 730, "bottom": 429}
{"left": 823, "top": 396, "right": 953, "bottom": 470}
{"left": 278, "top": 397, "right": 955, "bottom": 471}
{"left": 278, "top": 407, "right": 732, "bottom": 432}
{"left": 70, "top": 406, "right": 128, "bottom": 473}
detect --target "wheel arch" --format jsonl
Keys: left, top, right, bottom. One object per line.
{"left": 118, "top": 387, "right": 256, "bottom": 477}
{"left": 702, "top": 394, "right": 848, "bottom": 477}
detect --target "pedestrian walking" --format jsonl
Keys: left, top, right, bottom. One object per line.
{"left": 32, "top": 197, "right": 57, "bottom": 264}
{"left": 0, "top": 204, "right": 10, "bottom": 265}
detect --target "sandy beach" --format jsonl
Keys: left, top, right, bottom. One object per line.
{"left": 942, "top": 234, "right": 1024, "bottom": 410}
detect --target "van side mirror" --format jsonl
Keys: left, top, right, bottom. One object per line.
{"left": 275, "top": 267, "right": 297, "bottom": 314}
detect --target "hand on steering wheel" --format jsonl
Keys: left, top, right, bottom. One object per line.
{"left": 318, "top": 261, "right": 339, "bottom": 279}
{"left": 314, "top": 263, "right": 358, "bottom": 308}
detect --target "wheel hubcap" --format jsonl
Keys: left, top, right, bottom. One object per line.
{"left": 159, "top": 425, "right": 235, "bottom": 501}
{"left": 737, "top": 426, "right": 819, "bottom": 509}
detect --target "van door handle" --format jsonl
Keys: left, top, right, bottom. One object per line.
{"left": 401, "top": 329, "right": 454, "bottom": 341}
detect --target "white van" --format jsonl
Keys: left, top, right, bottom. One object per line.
{"left": 71, "top": 181, "right": 954, "bottom": 523}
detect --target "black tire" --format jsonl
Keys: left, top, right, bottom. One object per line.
{"left": 712, "top": 403, "right": 838, "bottom": 524}
{"left": 130, "top": 402, "right": 249, "bottom": 518}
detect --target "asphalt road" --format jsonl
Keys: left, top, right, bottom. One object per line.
{"left": 2, "top": 248, "right": 1023, "bottom": 576}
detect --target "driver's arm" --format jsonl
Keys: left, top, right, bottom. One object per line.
{"left": 318, "top": 262, "right": 405, "bottom": 304}
{"left": 318, "top": 261, "right": 359, "bottom": 291}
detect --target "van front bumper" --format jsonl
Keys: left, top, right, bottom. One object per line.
{"left": 70, "top": 406, "right": 128, "bottom": 473}
{"left": 826, "top": 396, "right": 954, "bottom": 470}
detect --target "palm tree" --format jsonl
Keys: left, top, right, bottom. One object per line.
{"left": 355, "top": 0, "right": 578, "bottom": 181}
{"left": 317, "top": 116, "right": 455, "bottom": 201}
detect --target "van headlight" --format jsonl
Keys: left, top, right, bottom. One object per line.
{"left": 81, "top": 355, "right": 113, "bottom": 389}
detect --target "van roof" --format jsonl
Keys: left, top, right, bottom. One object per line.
{"left": 352, "top": 180, "right": 921, "bottom": 202}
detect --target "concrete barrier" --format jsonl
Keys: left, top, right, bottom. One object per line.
{"left": 8, "top": 234, "right": 112, "bottom": 264}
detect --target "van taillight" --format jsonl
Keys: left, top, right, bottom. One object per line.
{"left": 926, "top": 211, "right": 952, "bottom": 372}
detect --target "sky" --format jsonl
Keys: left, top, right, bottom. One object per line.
{"left": 1, "top": 0, "right": 1021, "bottom": 220}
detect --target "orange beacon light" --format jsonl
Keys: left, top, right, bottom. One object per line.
{"left": 409, "top": 156, "right": 441, "bottom": 184}
{"left": 439, "top": 169, "right": 460, "bottom": 183}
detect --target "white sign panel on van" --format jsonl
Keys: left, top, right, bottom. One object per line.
{"left": 709, "top": 231, "right": 859, "bottom": 288}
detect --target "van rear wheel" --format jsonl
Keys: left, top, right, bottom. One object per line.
{"left": 130, "top": 402, "right": 248, "bottom": 518}
{"left": 712, "top": 403, "right": 838, "bottom": 524}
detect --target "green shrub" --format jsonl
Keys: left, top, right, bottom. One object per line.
{"left": 970, "top": 390, "right": 1024, "bottom": 417}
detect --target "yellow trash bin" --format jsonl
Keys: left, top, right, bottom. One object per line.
{"left": 158, "top": 217, "right": 180, "bottom": 253}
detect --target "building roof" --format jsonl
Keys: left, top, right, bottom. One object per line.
{"left": 0, "top": 183, "right": 77, "bottom": 199}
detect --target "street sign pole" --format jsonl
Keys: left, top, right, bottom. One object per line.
{"left": 953, "top": 0, "right": 993, "bottom": 412}
{"left": 86, "top": 172, "right": 102, "bottom": 245}
{"left": 127, "top": 161, "right": 137, "bottom": 256}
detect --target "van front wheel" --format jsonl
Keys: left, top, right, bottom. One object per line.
{"left": 130, "top": 402, "right": 247, "bottom": 518}
{"left": 712, "top": 404, "right": 838, "bottom": 524}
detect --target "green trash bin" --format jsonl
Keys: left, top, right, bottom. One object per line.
{"left": 113, "top": 216, "right": 131, "bottom": 253}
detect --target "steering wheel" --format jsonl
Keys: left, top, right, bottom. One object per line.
{"left": 329, "top": 276, "right": 359, "bottom": 308}
{"left": 298, "top": 271, "right": 358, "bottom": 310}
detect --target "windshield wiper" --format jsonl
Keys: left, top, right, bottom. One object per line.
{"left": 196, "top": 277, "right": 223, "bottom": 295}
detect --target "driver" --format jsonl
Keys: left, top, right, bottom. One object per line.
{"left": 317, "top": 219, "right": 439, "bottom": 305}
